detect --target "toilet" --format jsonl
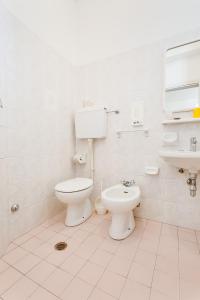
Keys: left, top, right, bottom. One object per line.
{"left": 55, "top": 106, "right": 107, "bottom": 227}
{"left": 102, "top": 183, "right": 141, "bottom": 240}
{"left": 55, "top": 177, "right": 93, "bottom": 226}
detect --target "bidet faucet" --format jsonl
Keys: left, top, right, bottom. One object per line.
{"left": 121, "top": 180, "right": 135, "bottom": 187}
{"left": 190, "top": 137, "right": 197, "bottom": 152}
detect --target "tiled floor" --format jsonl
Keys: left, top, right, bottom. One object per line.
{"left": 1, "top": 212, "right": 200, "bottom": 300}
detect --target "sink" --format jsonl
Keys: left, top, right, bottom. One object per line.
{"left": 159, "top": 150, "right": 200, "bottom": 172}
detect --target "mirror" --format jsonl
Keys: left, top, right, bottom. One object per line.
{"left": 164, "top": 40, "right": 200, "bottom": 112}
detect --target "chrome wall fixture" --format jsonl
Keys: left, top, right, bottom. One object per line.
{"left": 11, "top": 204, "right": 20, "bottom": 213}
{"left": 104, "top": 108, "right": 120, "bottom": 114}
{"left": 0, "top": 98, "right": 3, "bottom": 108}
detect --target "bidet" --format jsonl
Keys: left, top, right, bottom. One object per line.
{"left": 102, "top": 184, "right": 141, "bottom": 240}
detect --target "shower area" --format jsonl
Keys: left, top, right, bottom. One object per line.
{"left": 0, "top": 1, "right": 75, "bottom": 256}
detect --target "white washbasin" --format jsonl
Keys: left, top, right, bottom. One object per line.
{"left": 159, "top": 150, "right": 200, "bottom": 172}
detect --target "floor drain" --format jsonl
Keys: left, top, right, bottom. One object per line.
{"left": 54, "top": 242, "right": 67, "bottom": 251}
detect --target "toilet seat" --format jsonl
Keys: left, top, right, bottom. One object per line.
{"left": 55, "top": 177, "right": 93, "bottom": 193}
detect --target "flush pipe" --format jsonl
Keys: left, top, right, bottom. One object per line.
{"left": 88, "top": 139, "right": 95, "bottom": 181}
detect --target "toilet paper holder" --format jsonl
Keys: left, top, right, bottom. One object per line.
{"left": 72, "top": 153, "right": 87, "bottom": 164}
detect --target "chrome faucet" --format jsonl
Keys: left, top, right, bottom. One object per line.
{"left": 190, "top": 137, "right": 197, "bottom": 152}
{"left": 121, "top": 180, "right": 135, "bottom": 187}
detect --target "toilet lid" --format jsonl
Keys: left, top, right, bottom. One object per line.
{"left": 55, "top": 177, "right": 93, "bottom": 193}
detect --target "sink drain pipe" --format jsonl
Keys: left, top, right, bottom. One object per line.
{"left": 187, "top": 173, "right": 197, "bottom": 197}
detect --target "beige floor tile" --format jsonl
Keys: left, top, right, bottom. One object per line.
{"left": 2, "top": 218, "right": 200, "bottom": 300}
{"left": 60, "top": 226, "right": 79, "bottom": 237}
{"left": 21, "top": 237, "right": 43, "bottom": 252}
{"left": 180, "top": 278, "right": 200, "bottom": 300}
{"left": 116, "top": 244, "right": 137, "bottom": 260}
{"left": 179, "top": 239, "right": 199, "bottom": 256}
{"left": 159, "top": 236, "right": 178, "bottom": 249}
{"left": 155, "top": 255, "right": 179, "bottom": 277}
{"left": 97, "top": 270, "right": 125, "bottom": 298}
{"left": 28, "top": 225, "right": 46, "bottom": 236}
{"left": 32, "top": 242, "right": 54, "bottom": 258}
{"left": 0, "top": 260, "right": 9, "bottom": 273}
{"left": 78, "top": 261, "right": 104, "bottom": 285}
{"left": 60, "top": 254, "right": 86, "bottom": 275}
{"left": 75, "top": 243, "right": 96, "bottom": 260}
{"left": 178, "top": 228, "right": 197, "bottom": 243}
{"left": 120, "top": 279, "right": 150, "bottom": 300}
{"left": 2, "top": 247, "right": 28, "bottom": 265}
{"left": 89, "top": 288, "right": 117, "bottom": 300}
{"left": 5, "top": 243, "right": 17, "bottom": 253}
{"left": 2, "top": 276, "right": 38, "bottom": 300}
{"left": 42, "top": 268, "right": 73, "bottom": 296}
{"left": 14, "top": 253, "right": 41, "bottom": 274}
{"left": 90, "top": 249, "right": 113, "bottom": 268}
{"left": 48, "top": 222, "right": 66, "bottom": 233}
{"left": 29, "top": 287, "right": 59, "bottom": 300}
{"left": 179, "top": 254, "right": 200, "bottom": 283}
{"left": 107, "top": 255, "right": 131, "bottom": 277}
{"left": 0, "top": 267, "right": 22, "bottom": 294}
{"left": 36, "top": 229, "right": 56, "bottom": 242}
{"left": 139, "top": 237, "right": 159, "bottom": 254}
{"left": 27, "top": 261, "right": 56, "bottom": 284}
{"left": 79, "top": 221, "right": 97, "bottom": 233}
{"left": 134, "top": 249, "right": 156, "bottom": 269}
{"left": 14, "top": 232, "right": 33, "bottom": 245}
{"left": 46, "top": 248, "right": 73, "bottom": 266}
{"left": 100, "top": 238, "right": 120, "bottom": 254}
{"left": 61, "top": 277, "right": 93, "bottom": 300}
{"left": 161, "top": 224, "right": 178, "bottom": 238}
{"left": 88, "top": 214, "right": 105, "bottom": 225}
{"left": 152, "top": 270, "right": 179, "bottom": 300}
{"left": 150, "top": 289, "right": 174, "bottom": 300}
{"left": 47, "top": 233, "right": 67, "bottom": 246}
{"left": 72, "top": 229, "right": 90, "bottom": 242}
{"left": 128, "top": 262, "right": 154, "bottom": 287}
{"left": 67, "top": 236, "right": 83, "bottom": 251}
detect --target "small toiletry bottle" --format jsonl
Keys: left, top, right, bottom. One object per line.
{"left": 193, "top": 107, "right": 200, "bottom": 118}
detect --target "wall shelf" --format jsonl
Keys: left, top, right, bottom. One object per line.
{"left": 162, "top": 118, "right": 200, "bottom": 125}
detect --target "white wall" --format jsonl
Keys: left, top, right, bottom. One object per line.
{"left": 77, "top": 0, "right": 200, "bottom": 65}
{"left": 76, "top": 29, "right": 200, "bottom": 230}
{"left": 2, "top": 0, "right": 78, "bottom": 64}
{"left": 0, "top": 1, "right": 75, "bottom": 250}
{"left": 3, "top": 0, "right": 200, "bottom": 66}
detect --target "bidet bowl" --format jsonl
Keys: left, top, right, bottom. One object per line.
{"left": 102, "top": 184, "right": 140, "bottom": 212}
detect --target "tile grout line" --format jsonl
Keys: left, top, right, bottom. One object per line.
{"left": 147, "top": 221, "right": 163, "bottom": 300}
{"left": 117, "top": 219, "right": 148, "bottom": 299}
{"left": 177, "top": 227, "right": 181, "bottom": 300}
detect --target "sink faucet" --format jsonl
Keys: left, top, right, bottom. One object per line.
{"left": 190, "top": 137, "right": 197, "bottom": 152}
{"left": 121, "top": 180, "right": 135, "bottom": 187}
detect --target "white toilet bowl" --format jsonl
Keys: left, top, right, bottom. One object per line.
{"left": 102, "top": 184, "right": 141, "bottom": 240}
{"left": 55, "top": 177, "right": 93, "bottom": 226}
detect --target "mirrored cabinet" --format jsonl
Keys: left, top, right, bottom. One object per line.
{"left": 163, "top": 40, "right": 200, "bottom": 124}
